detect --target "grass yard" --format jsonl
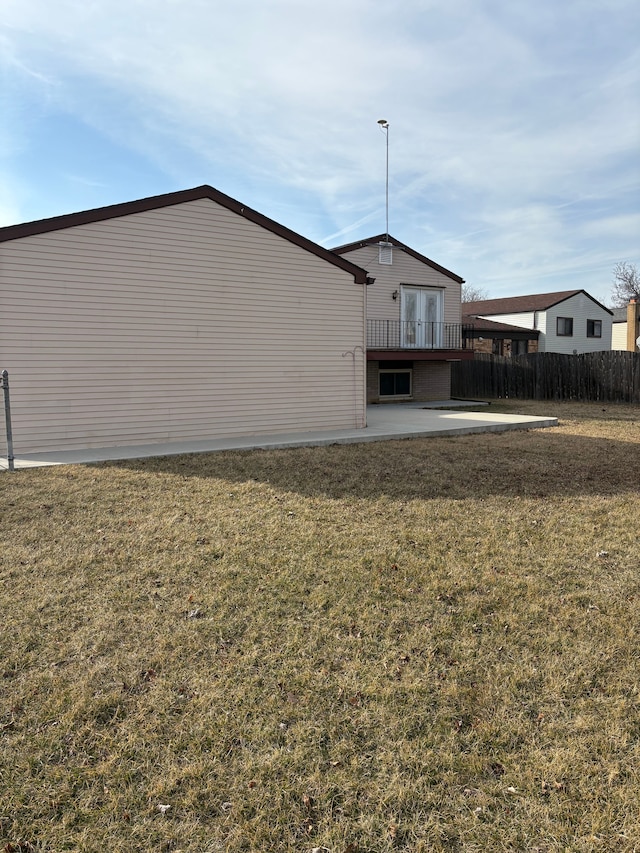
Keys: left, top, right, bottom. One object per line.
{"left": 1, "top": 400, "right": 639, "bottom": 852}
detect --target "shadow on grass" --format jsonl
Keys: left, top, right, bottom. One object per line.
{"left": 103, "top": 427, "right": 640, "bottom": 501}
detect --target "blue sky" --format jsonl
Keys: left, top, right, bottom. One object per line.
{"left": 1, "top": 0, "right": 638, "bottom": 305}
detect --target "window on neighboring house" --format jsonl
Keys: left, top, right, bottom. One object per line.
{"left": 587, "top": 319, "right": 602, "bottom": 338}
{"left": 379, "top": 369, "right": 412, "bottom": 398}
{"left": 557, "top": 317, "right": 573, "bottom": 336}
{"left": 512, "top": 339, "right": 529, "bottom": 355}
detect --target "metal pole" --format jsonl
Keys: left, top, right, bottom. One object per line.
{"left": 377, "top": 119, "right": 390, "bottom": 242}
{"left": 2, "top": 370, "right": 15, "bottom": 471}
{"left": 384, "top": 123, "right": 389, "bottom": 242}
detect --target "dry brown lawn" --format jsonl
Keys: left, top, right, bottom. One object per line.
{"left": 1, "top": 400, "right": 639, "bottom": 852}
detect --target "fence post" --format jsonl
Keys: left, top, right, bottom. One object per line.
{"left": 2, "top": 370, "right": 15, "bottom": 472}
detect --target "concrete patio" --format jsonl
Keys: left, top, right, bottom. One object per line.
{"left": 1, "top": 401, "right": 557, "bottom": 470}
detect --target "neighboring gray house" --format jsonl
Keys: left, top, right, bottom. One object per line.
{"left": 332, "top": 235, "right": 472, "bottom": 402}
{"left": 0, "top": 185, "right": 369, "bottom": 455}
{"left": 464, "top": 290, "right": 613, "bottom": 354}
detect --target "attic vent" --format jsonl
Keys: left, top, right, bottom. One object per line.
{"left": 378, "top": 242, "right": 393, "bottom": 265}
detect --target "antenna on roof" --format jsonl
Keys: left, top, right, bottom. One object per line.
{"left": 377, "top": 120, "right": 392, "bottom": 264}
{"left": 377, "top": 119, "right": 390, "bottom": 244}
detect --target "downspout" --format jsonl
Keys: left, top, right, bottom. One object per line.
{"left": 363, "top": 277, "right": 374, "bottom": 427}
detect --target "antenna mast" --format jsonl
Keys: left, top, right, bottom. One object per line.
{"left": 377, "top": 119, "right": 389, "bottom": 243}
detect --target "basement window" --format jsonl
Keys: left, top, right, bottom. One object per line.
{"left": 379, "top": 369, "right": 412, "bottom": 398}
{"left": 557, "top": 317, "right": 573, "bottom": 336}
{"left": 587, "top": 319, "right": 602, "bottom": 338}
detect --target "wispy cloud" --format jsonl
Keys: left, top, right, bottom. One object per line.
{"left": 1, "top": 0, "right": 638, "bottom": 303}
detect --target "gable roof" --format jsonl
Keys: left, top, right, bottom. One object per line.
{"left": 464, "top": 289, "right": 613, "bottom": 316}
{"left": 0, "top": 184, "right": 369, "bottom": 285}
{"left": 331, "top": 234, "right": 465, "bottom": 284}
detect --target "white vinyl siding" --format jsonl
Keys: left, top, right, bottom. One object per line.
{"left": 544, "top": 296, "right": 612, "bottom": 354}
{"left": 477, "top": 295, "right": 612, "bottom": 354}
{"left": 0, "top": 198, "right": 366, "bottom": 454}
{"left": 481, "top": 312, "right": 540, "bottom": 333}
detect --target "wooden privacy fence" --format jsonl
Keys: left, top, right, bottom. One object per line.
{"left": 451, "top": 351, "right": 640, "bottom": 403}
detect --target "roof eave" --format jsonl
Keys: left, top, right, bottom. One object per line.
{"left": 331, "top": 234, "right": 465, "bottom": 284}
{"left": 0, "top": 185, "right": 369, "bottom": 285}
{"left": 465, "top": 289, "right": 614, "bottom": 316}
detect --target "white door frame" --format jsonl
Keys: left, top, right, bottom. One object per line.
{"left": 401, "top": 286, "right": 443, "bottom": 348}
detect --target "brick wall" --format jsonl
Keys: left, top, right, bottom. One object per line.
{"left": 367, "top": 360, "right": 451, "bottom": 402}
{"left": 470, "top": 337, "right": 538, "bottom": 355}
{"left": 413, "top": 361, "right": 451, "bottom": 400}
{"left": 367, "top": 362, "right": 380, "bottom": 402}
{"left": 473, "top": 338, "right": 494, "bottom": 354}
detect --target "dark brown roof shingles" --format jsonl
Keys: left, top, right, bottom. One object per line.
{"left": 464, "top": 289, "right": 612, "bottom": 316}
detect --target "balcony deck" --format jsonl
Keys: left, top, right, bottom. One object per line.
{"left": 367, "top": 320, "right": 473, "bottom": 359}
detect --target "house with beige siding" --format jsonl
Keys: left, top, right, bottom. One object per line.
{"left": 332, "top": 235, "right": 472, "bottom": 402}
{"left": 611, "top": 300, "right": 640, "bottom": 351}
{"left": 464, "top": 290, "right": 613, "bottom": 354}
{"left": 0, "top": 185, "right": 369, "bottom": 456}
